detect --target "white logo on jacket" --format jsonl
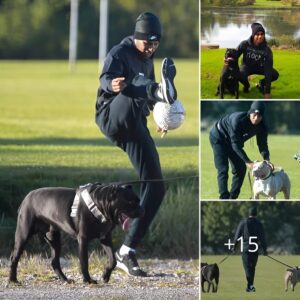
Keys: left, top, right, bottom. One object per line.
{"left": 252, "top": 160, "right": 291, "bottom": 199}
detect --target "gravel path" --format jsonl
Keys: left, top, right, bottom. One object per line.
{"left": 0, "top": 258, "right": 199, "bottom": 300}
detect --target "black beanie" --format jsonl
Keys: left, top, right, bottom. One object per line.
{"left": 248, "top": 101, "right": 265, "bottom": 116}
{"left": 249, "top": 207, "right": 257, "bottom": 217}
{"left": 251, "top": 22, "right": 265, "bottom": 37}
{"left": 134, "top": 12, "right": 162, "bottom": 42}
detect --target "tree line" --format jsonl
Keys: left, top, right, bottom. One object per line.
{"left": 0, "top": 0, "right": 198, "bottom": 59}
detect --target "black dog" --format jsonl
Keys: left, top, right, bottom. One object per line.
{"left": 216, "top": 48, "right": 240, "bottom": 99}
{"left": 201, "top": 262, "right": 219, "bottom": 293}
{"left": 9, "top": 183, "right": 144, "bottom": 284}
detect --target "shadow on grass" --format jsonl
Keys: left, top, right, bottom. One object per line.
{"left": 0, "top": 137, "right": 199, "bottom": 147}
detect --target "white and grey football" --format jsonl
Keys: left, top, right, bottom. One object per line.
{"left": 153, "top": 100, "right": 185, "bottom": 131}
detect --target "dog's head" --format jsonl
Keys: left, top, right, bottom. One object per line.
{"left": 225, "top": 48, "right": 238, "bottom": 61}
{"left": 252, "top": 160, "right": 273, "bottom": 180}
{"left": 91, "top": 184, "right": 144, "bottom": 230}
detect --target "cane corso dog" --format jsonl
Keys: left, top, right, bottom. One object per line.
{"left": 201, "top": 262, "right": 219, "bottom": 293}
{"left": 9, "top": 183, "right": 144, "bottom": 284}
{"left": 216, "top": 48, "right": 240, "bottom": 99}
{"left": 252, "top": 160, "right": 291, "bottom": 199}
{"left": 285, "top": 267, "right": 300, "bottom": 291}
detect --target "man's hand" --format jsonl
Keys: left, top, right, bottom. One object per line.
{"left": 157, "top": 127, "right": 167, "bottom": 138}
{"left": 111, "top": 77, "right": 127, "bottom": 93}
{"left": 264, "top": 93, "right": 271, "bottom": 99}
{"left": 246, "top": 162, "right": 254, "bottom": 169}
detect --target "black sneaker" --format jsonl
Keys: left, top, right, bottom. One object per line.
{"left": 157, "top": 57, "right": 177, "bottom": 104}
{"left": 115, "top": 250, "right": 147, "bottom": 277}
{"left": 246, "top": 285, "right": 256, "bottom": 292}
{"left": 256, "top": 82, "right": 265, "bottom": 94}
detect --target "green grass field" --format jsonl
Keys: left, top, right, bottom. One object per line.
{"left": 201, "top": 49, "right": 300, "bottom": 99}
{"left": 201, "top": 255, "right": 300, "bottom": 299}
{"left": 254, "top": 0, "right": 295, "bottom": 7}
{"left": 0, "top": 59, "right": 198, "bottom": 257}
{"left": 201, "top": 132, "right": 300, "bottom": 199}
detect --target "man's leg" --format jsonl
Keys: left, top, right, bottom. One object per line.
{"left": 123, "top": 125, "right": 165, "bottom": 247}
{"left": 115, "top": 123, "right": 165, "bottom": 276}
{"left": 258, "top": 68, "right": 279, "bottom": 93}
{"left": 239, "top": 64, "right": 251, "bottom": 92}
{"left": 242, "top": 253, "right": 251, "bottom": 288}
{"left": 248, "top": 253, "right": 258, "bottom": 287}
{"left": 209, "top": 128, "right": 230, "bottom": 199}
{"left": 228, "top": 151, "right": 246, "bottom": 199}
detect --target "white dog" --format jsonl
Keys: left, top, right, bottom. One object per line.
{"left": 252, "top": 160, "right": 290, "bottom": 199}
{"left": 285, "top": 267, "right": 300, "bottom": 292}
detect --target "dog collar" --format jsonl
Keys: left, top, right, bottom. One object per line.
{"left": 70, "top": 189, "right": 106, "bottom": 222}
{"left": 260, "top": 168, "right": 273, "bottom": 180}
{"left": 81, "top": 189, "right": 107, "bottom": 222}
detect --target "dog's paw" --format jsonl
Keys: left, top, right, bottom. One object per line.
{"left": 102, "top": 273, "right": 110, "bottom": 283}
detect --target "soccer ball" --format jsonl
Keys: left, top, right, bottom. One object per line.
{"left": 153, "top": 100, "right": 185, "bottom": 131}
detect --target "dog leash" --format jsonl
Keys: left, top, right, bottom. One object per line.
{"left": 247, "top": 170, "right": 253, "bottom": 199}
{"left": 266, "top": 255, "right": 293, "bottom": 269}
{"left": 218, "top": 255, "right": 230, "bottom": 265}
{"left": 108, "top": 175, "right": 199, "bottom": 186}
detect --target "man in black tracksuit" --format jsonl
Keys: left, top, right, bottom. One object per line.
{"left": 95, "top": 12, "right": 177, "bottom": 276}
{"left": 209, "top": 101, "right": 270, "bottom": 199}
{"left": 233, "top": 207, "right": 268, "bottom": 292}
{"left": 237, "top": 23, "right": 279, "bottom": 99}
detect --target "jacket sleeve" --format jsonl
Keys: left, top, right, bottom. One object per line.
{"left": 264, "top": 47, "right": 273, "bottom": 94}
{"left": 99, "top": 52, "right": 125, "bottom": 94}
{"left": 236, "top": 40, "right": 246, "bottom": 59}
{"left": 256, "top": 124, "right": 270, "bottom": 160}
{"left": 233, "top": 220, "right": 244, "bottom": 245}
{"left": 229, "top": 119, "right": 252, "bottom": 163}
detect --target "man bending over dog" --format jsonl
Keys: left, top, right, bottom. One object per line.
{"left": 236, "top": 23, "right": 279, "bottom": 99}
{"left": 209, "top": 101, "right": 270, "bottom": 199}
{"left": 233, "top": 207, "right": 268, "bottom": 292}
{"left": 95, "top": 12, "right": 177, "bottom": 276}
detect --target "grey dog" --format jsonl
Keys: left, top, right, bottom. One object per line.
{"left": 252, "top": 160, "right": 291, "bottom": 199}
{"left": 285, "top": 267, "right": 300, "bottom": 292}
{"left": 201, "top": 262, "right": 219, "bottom": 293}
{"left": 9, "top": 183, "right": 144, "bottom": 284}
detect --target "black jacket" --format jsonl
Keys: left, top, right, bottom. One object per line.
{"left": 233, "top": 217, "right": 267, "bottom": 253}
{"left": 96, "top": 36, "right": 155, "bottom": 115}
{"left": 216, "top": 112, "right": 270, "bottom": 163}
{"left": 237, "top": 37, "right": 273, "bottom": 93}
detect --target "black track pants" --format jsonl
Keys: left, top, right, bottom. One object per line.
{"left": 96, "top": 76, "right": 165, "bottom": 248}
{"left": 209, "top": 126, "right": 246, "bottom": 199}
{"left": 242, "top": 252, "right": 259, "bottom": 288}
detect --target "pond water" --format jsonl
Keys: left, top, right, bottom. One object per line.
{"left": 201, "top": 8, "right": 300, "bottom": 48}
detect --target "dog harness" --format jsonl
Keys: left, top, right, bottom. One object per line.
{"left": 70, "top": 184, "right": 106, "bottom": 222}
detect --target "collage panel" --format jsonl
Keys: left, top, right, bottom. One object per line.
{"left": 201, "top": 201, "right": 300, "bottom": 299}
{"left": 201, "top": 100, "right": 300, "bottom": 200}
{"left": 201, "top": 5, "right": 300, "bottom": 100}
